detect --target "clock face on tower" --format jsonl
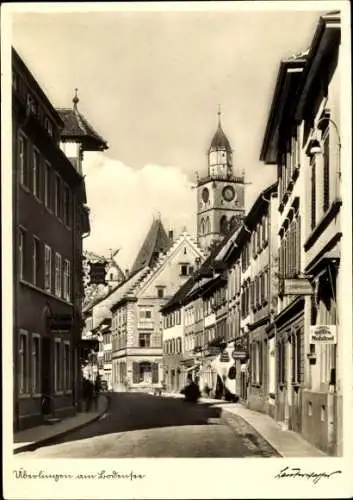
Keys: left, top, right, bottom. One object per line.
{"left": 202, "top": 187, "right": 209, "bottom": 203}
{"left": 222, "top": 185, "right": 236, "bottom": 202}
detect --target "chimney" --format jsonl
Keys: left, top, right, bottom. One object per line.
{"left": 168, "top": 230, "right": 174, "bottom": 242}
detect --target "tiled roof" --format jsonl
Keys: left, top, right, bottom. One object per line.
{"left": 56, "top": 107, "right": 108, "bottom": 151}
{"left": 130, "top": 218, "right": 172, "bottom": 275}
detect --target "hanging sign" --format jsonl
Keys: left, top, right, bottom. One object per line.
{"left": 310, "top": 325, "right": 337, "bottom": 344}
{"left": 280, "top": 278, "right": 313, "bottom": 296}
{"left": 232, "top": 351, "right": 248, "bottom": 360}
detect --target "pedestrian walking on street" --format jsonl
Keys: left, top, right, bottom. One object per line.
{"left": 83, "top": 377, "right": 94, "bottom": 412}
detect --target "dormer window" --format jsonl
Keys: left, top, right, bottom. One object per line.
{"left": 44, "top": 117, "right": 53, "bottom": 137}
{"left": 26, "top": 94, "right": 38, "bottom": 117}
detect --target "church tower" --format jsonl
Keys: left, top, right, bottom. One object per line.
{"left": 197, "top": 108, "right": 245, "bottom": 251}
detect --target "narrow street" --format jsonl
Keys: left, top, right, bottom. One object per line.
{"left": 20, "top": 393, "right": 279, "bottom": 458}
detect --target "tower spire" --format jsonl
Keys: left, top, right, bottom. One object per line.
{"left": 217, "top": 104, "right": 222, "bottom": 126}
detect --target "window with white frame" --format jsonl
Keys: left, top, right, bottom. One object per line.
{"left": 139, "top": 309, "right": 152, "bottom": 320}
{"left": 32, "top": 237, "right": 40, "bottom": 286}
{"left": 55, "top": 253, "right": 62, "bottom": 297}
{"left": 33, "top": 148, "right": 40, "bottom": 198}
{"left": 44, "top": 162, "right": 52, "bottom": 210}
{"left": 19, "top": 331, "right": 28, "bottom": 394}
{"left": 55, "top": 175, "right": 62, "bottom": 219}
{"left": 63, "top": 185, "right": 71, "bottom": 227}
{"left": 18, "top": 134, "right": 29, "bottom": 187}
{"left": 31, "top": 335, "right": 40, "bottom": 394}
{"left": 64, "top": 342, "right": 71, "bottom": 392}
{"left": 63, "top": 259, "right": 71, "bottom": 301}
{"left": 44, "top": 244, "right": 52, "bottom": 292}
{"left": 19, "top": 228, "right": 25, "bottom": 280}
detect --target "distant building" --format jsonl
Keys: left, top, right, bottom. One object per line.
{"left": 12, "top": 48, "right": 107, "bottom": 430}
{"left": 110, "top": 220, "right": 205, "bottom": 393}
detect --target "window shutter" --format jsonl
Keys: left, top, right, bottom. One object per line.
{"left": 311, "top": 159, "right": 316, "bottom": 229}
{"left": 323, "top": 132, "right": 330, "bottom": 212}
{"left": 132, "top": 362, "right": 139, "bottom": 383}
{"left": 296, "top": 216, "right": 301, "bottom": 273}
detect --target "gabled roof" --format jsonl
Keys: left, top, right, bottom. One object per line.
{"left": 130, "top": 218, "right": 172, "bottom": 275}
{"left": 160, "top": 230, "right": 232, "bottom": 313}
{"left": 56, "top": 103, "right": 108, "bottom": 152}
{"left": 109, "top": 267, "right": 150, "bottom": 312}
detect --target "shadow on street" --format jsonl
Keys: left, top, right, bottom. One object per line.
{"left": 27, "top": 392, "right": 224, "bottom": 451}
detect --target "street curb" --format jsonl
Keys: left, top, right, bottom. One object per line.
{"left": 219, "top": 407, "right": 283, "bottom": 457}
{"left": 13, "top": 395, "right": 110, "bottom": 455}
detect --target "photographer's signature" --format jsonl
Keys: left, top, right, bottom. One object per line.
{"left": 275, "top": 466, "right": 342, "bottom": 485}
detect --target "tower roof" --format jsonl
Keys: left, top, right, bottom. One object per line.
{"left": 130, "top": 217, "right": 172, "bottom": 275}
{"left": 209, "top": 109, "right": 232, "bottom": 153}
{"left": 56, "top": 89, "right": 108, "bottom": 152}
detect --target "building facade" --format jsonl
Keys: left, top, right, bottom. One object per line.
{"left": 260, "top": 12, "right": 342, "bottom": 454}
{"left": 12, "top": 48, "right": 107, "bottom": 430}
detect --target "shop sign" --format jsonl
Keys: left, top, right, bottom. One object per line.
{"left": 232, "top": 351, "right": 248, "bottom": 360}
{"left": 280, "top": 278, "right": 313, "bottom": 296}
{"left": 220, "top": 350, "right": 230, "bottom": 363}
{"left": 310, "top": 325, "right": 337, "bottom": 344}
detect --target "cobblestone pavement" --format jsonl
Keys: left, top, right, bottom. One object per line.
{"left": 19, "top": 393, "right": 280, "bottom": 458}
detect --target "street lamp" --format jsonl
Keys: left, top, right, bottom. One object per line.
{"left": 309, "top": 115, "right": 341, "bottom": 178}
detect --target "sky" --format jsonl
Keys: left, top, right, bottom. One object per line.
{"left": 11, "top": 5, "right": 325, "bottom": 269}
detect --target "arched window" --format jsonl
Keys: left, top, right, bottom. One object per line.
{"left": 200, "top": 218, "right": 205, "bottom": 235}
{"left": 205, "top": 216, "right": 210, "bottom": 234}
{"left": 220, "top": 215, "right": 228, "bottom": 234}
{"left": 229, "top": 216, "right": 237, "bottom": 231}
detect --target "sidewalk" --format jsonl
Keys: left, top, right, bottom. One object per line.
{"left": 162, "top": 392, "right": 326, "bottom": 457}
{"left": 13, "top": 394, "right": 109, "bottom": 454}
